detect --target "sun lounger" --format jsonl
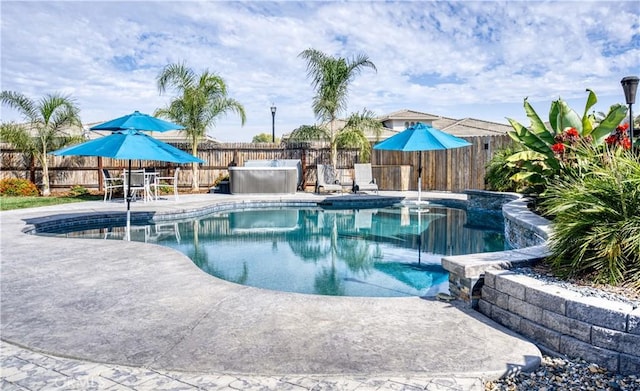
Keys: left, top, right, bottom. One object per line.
{"left": 353, "top": 163, "right": 378, "bottom": 194}
{"left": 316, "top": 164, "right": 343, "bottom": 193}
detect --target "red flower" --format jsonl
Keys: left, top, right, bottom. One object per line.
{"left": 621, "top": 137, "right": 632, "bottom": 150}
{"left": 565, "top": 127, "right": 579, "bottom": 137}
{"left": 617, "top": 123, "right": 629, "bottom": 132}
{"left": 551, "top": 143, "right": 565, "bottom": 153}
{"left": 605, "top": 134, "right": 617, "bottom": 145}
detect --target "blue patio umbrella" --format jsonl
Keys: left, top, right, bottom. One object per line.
{"left": 373, "top": 122, "right": 472, "bottom": 203}
{"left": 51, "top": 129, "right": 204, "bottom": 240}
{"left": 89, "top": 110, "right": 185, "bottom": 133}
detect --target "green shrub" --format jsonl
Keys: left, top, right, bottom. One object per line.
{"left": 213, "top": 173, "right": 229, "bottom": 186}
{"left": 485, "top": 146, "right": 521, "bottom": 192}
{"left": 154, "top": 182, "right": 173, "bottom": 195}
{"left": 0, "top": 178, "right": 39, "bottom": 196}
{"left": 69, "top": 185, "right": 90, "bottom": 197}
{"left": 540, "top": 147, "right": 640, "bottom": 291}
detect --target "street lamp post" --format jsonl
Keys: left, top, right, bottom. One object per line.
{"left": 621, "top": 76, "right": 639, "bottom": 150}
{"left": 271, "top": 104, "right": 277, "bottom": 143}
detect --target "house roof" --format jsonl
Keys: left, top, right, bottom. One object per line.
{"left": 376, "top": 110, "right": 512, "bottom": 137}
{"left": 431, "top": 117, "right": 512, "bottom": 137}
{"left": 377, "top": 109, "right": 441, "bottom": 122}
{"left": 282, "top": 109, "right": 513, "bottom": 142}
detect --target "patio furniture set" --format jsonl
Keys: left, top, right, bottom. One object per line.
{"left": 102, "top": 167, "right": 180, "bottom": 202}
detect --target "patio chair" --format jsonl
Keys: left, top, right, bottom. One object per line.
{"left": 316, "top": 164, "right": 343, "bottom": 194}
{"left": 122, "top": 169, "right": 147, "bottom": 202}
{"left": 101, "top": 169, "right": 123, "bottom": 202}
{"left": 353, "top": 163, "right": 378, "bottom": 194}
{"left": 151, "top": 167, "right": 180, "bottom": 201}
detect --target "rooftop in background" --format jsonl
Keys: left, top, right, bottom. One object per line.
{"left": 283, "top": 109, "right": 514, "bottom": 143}
{"left": 377, "top": 109, "right": 513, "bottom": 139}
{"left": 6, "top": 109, "right": 512, "bottom": 145}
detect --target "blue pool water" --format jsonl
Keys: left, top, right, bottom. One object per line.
{"left": 39, "top": 205, "right": 509, "bottom": 297}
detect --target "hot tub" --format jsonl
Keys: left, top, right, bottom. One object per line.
{"left": 229, "top": 165, "right": 298, "bottom": 194}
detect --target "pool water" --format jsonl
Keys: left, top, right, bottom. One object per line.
{"left": 41, "top": 205, "right": 510, "bottom": 297}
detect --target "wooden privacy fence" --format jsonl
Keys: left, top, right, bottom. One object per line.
{"left": 0, "top": 135, "right": 512, "bottom": 193}
{"left": 371, "top": 134, "right": 514, "bottom": 192}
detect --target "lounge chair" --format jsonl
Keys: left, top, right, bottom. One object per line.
{"left": 353, "top": 163, "right": 378, "bottom": 194}
{"left": 101, "top": 169, "right": 123, "bottom": 202}
{"left": 316, "top": 164, "right": 343, "bottom": 194}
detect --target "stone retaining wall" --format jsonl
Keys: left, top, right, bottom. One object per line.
{"left": 443, "top": 190, "right": 639, "bottom": 375}
{"left": 479, "top": 270, "right": 640, "bottom": 375}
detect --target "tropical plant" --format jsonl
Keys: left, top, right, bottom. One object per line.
{"left": 541, "top": 145, "right": 640, "bottom": 290}
{"left": 484, "top": 145, "right": 522, "bottom": 192}
{"left": 0, "top": 91, "right": 83, "bottom": 196}
{"left": 505, "top": 90, "right": 628, "bottom": 195}
{"left": 297, "top": 49, "right": 380, "bottom": 167}
{"left": 605, "top": 123, "right": 632, "bottom": 150}
{"left": 155, "top": 62, "right": 246, "bottom": 191}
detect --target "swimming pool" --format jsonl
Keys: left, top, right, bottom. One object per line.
{"left": 40, "top": 204, "right": 509, "bottom": 298}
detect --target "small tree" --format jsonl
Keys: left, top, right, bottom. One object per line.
{"left": 156, "top": 62, "right": 246, "bottom": 191}
{"left": 252, "top": 133, "right": 279, "bottom": 143}
{"left": 0, "top": 91, "right": 82, "bottom": 196}
{"left": 298, "top": 49, "right": 379, "bottom": 167}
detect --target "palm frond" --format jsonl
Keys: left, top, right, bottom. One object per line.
{"left": 1, "top": 91, "right": 38, "bottom": 122}
{"left": 288, "top": 124, "right": 329, "bottom": 141}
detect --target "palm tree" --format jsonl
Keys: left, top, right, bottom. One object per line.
{"left": 297, "top": 49, "right": 380, "bottom": 167}
{"left": 0, "top": 91, "right": 82, "bottom": 196}
{"left": 155, "top": 62, "right": 246, "bottom": 191}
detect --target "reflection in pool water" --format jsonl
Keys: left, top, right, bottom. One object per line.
{"left": 41, "top": 205, "right": 510, "bottom": 297}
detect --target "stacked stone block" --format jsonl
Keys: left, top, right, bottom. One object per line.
{"left": 479, "top": 269, "right": 640, "bottom": 375}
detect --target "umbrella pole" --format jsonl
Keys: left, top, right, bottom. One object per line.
{"left": 417, "top": 209, "right": 422, "bottom": 265}
{"left": 126, "top": 160, "right": 132, "bottom": 241}
{"left": 418, "top": 151, "right": 422, "bottom": 204}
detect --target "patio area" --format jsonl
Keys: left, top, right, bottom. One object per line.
{"left": 0, "top": 192, "right": 541, "bottom": 390}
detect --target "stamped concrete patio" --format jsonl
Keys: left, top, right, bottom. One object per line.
{"left": 0, "top": 192, "right": 541, "bottom": 390}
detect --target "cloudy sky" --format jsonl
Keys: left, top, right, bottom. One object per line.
{"left": 1, "top": 1, "right": 639, "bottom": 142}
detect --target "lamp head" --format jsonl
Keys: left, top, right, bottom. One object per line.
{"left": 271, "top": 105, "right": 277, "bottom": 114}
{"left": 621, "top": 76, "right": 639, "bottom": 105}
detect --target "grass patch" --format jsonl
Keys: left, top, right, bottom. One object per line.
{"left": 0, "top": 195, "right": 103, "bottom": 211}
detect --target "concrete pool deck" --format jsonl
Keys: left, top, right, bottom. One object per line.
{"left": 1, "top": 191, "right": 541, "bottom": 390}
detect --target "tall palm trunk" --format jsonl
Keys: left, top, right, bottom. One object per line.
{"left": 38, "top": 141, "right": 51, "bottom": 196}
{"left": 329, "top": 118, "right": 338, "bottom": 168}
{"left": 191, "top": 144, "right": 200, "bottom": 191}
{"left": 41, "top": 160, "right": 51, "bottom": 196}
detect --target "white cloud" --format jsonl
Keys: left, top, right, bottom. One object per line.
{"left": 1, "top": 1, "right": 638, "bottom": 141}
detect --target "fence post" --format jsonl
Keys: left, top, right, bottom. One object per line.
{"left": 98, "top": 157, "right": 104, "bottom": 192}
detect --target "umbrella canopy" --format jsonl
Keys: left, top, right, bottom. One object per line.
{"left": 373, "top": 122, "right": 471, "bottom": 151}
{"left": 90, "top": 110, "right": 185, "bottom": 133}
{"left": 52, "top": 129, "right": 204, "bottom": 163}
{"left": 51, "top": 129, "right": 203, "bottom": 240}
{"left": 373, "top": 122, "right": 472, "bottom": 203}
